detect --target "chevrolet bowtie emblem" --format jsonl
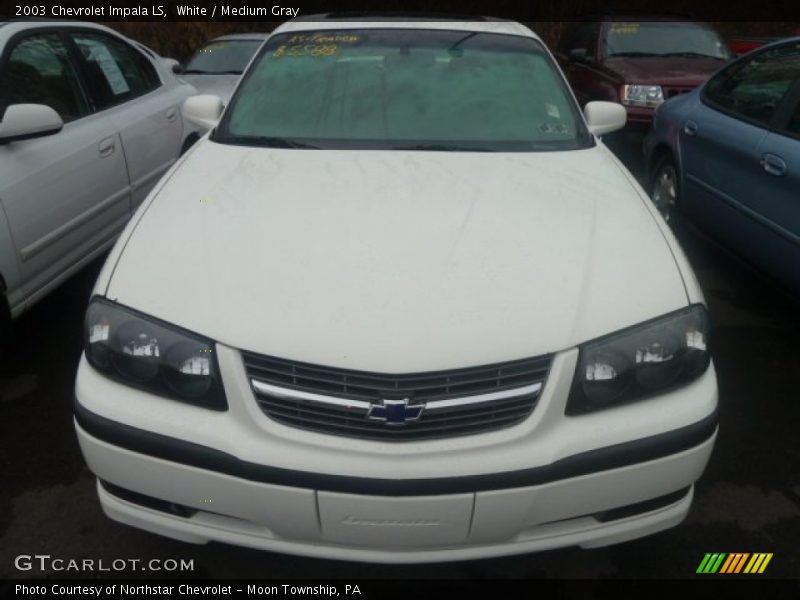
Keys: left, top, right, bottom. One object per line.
{"left": 366, "top": 398, "right": 425, "bottom": 426}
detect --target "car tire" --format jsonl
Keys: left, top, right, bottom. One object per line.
{"left": 650, "top": 154, "right": 681, "bottom": 224}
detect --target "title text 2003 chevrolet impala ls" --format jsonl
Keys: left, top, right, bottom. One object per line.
{"left": 74, "top": 18, "right": 718, "bottom": 562}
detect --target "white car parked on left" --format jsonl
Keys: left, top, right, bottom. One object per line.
{"left": 0, "top": 21, "right": 202, "bottom": 340}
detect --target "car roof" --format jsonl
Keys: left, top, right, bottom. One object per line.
{"left": 573, "top": 12, "right": 704, "bottom": 23}
{"left": 211, "top": 33, "right": 270, "bottom": 42}
{"left": 0, "top": 20, "right": 121, "bottom": 38}
{"left": 749, "top": 35, "right": 800, "bottom": 52}
{"left": 293, "top": 12, "right": 502, "bottom": 22}
{"left": 274, "top": 15, "right": 537, "bottom": 40}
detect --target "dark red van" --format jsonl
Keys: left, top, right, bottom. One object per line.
{"left": 729, "top": 28, "right": 800, "bottom": 55}
{"left": 555, "top": 17, "right": 731, "bottom": 131}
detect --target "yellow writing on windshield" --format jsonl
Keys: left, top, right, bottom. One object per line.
{"left": 610, "top": 24, "right": 641, "bottom": 34}
{"left": 287, "top": 33, "right": 360, "bottom": 44}
{"left": 273, "top": 44, "right": 338, "bottom": 58}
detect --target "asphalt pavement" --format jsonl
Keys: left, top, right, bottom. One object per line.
{"left": 1, "top": 139, "right": 798, "bottom": 580}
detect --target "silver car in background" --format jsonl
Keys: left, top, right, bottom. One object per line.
{"left": 177, "top": 33, "right": 268, "bottom": 103}
{"left": 0, "top": 21, "right": 202, "bottom": 342}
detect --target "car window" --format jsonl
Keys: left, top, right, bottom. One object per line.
{"left": 217, "top": 29, "right": 593, "bottom": 152}
{"left": 603, "top": 21, "right": 730, "bottom": 60}
{"left": 704, "top": 43, "right": 800, "bottom": 127}
{"left": 134, "top": 42, "right": 157, "bottom": 59}
{"left": 786, "top": 98, "right": 800, "bottom": 135}
{"left": 560, "top": 22, "right": 600, "bottom": 59}
{"left": 0, "top": 33, "right": 89, "bottom": 122}
{"left": 69, "top": 32, "right": 160, "bottom": 110}
{"left": 184, "top": 39, "right": 263, "bottom": 74}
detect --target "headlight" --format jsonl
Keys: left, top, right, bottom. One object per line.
{"left": 84, "top": 298, "right": 227, "bottom": 410}
{"left": 620, "top": 84, "right": 664, "bottom": 108}
{"left": 567, "top": 305, "right": 710, "bottom": 414}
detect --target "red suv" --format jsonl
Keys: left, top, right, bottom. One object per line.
{"left": 555, "top": 17, "right": 731, "bottom": 131}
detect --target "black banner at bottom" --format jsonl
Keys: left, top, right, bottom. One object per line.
{"left": 3, "top": 579, "right": 800, "bottom": 600}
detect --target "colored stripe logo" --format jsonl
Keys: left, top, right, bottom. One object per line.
{"left": 697, "top": 553, "right": 773, "bottom": 574}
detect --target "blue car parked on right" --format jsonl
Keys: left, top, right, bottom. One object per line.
{"left": 645, "top": 38, "right": 800, "bottom": 297}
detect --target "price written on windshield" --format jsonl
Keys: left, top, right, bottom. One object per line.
{"left": 273, "top": 44, "right": 339, "bottom": 58}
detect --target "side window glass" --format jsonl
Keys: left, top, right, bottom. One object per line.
{"left": 584, "top": 23, "right": 600, "bottom": 60}
{"left": 787, "top": 100, "right": 800, "bottom": 134}
{"left": 0, "top": 33, "right": 89, "bottom": 122}
{"left": 704, "top": 43, "right": 800, "bottom": 126}
{"left": 558, "top": 25, "right": 582, "bottom": 53}
{"left": 564, "top": 23, "right": 599, "bottom": 59}
{"left": 69, "top": 33, "right": 160, "bottom": 110}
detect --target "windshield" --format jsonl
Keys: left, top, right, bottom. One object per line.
{"left": 184, "top": 39, "right": 263, "bottom": 74}
{"left": 604, "top": 22, "right": 731, "bottom": 59}
{"left": 215, "top": 29, "right": 593, "bottom": 151}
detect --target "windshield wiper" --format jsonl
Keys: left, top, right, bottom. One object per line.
{"left": 182, "top": 69, "right": 243, "bottom": 75}
{"left": 392, "top": 144, "right": 493, "bottom": 152}
{"left": 659, "top": 52, "right": 721, "bottom": 59}
{"left": 607, "top": 52, "right": 661, "bottom": 57}
{"left": 217, "top": 135, "right": 320, "bottom": 149}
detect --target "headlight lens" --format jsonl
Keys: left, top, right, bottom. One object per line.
{"left": 567, "top": 305, "right": 710, "bottom": 414}
{"left": 621, "top": 84, "right": 664, "bottom": 108}
{"left": 84, "top": 298, "right": 227, "bottom": 410}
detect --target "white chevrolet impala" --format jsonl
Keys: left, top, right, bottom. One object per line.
{"left": 74, "top": 17, "right": 718, "bottom": 562}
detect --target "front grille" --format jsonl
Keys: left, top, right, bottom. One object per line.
{"left": 664, "top": 85, "right": 695, "bottom": 99}
{"left": 243, "top": 351, "right": 552, "bottom": 441}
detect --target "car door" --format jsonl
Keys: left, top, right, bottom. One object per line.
{"left": 67, "top": 31, "right": 184, "bottom": 210}
{"left": 679, "top": 43, "right": 799, "bottom": 259}
{"left": 747, "top": 57, "right": 800, "bottom": 294}
{"left": 0, "top": 30, "right": 130, "bottom": 312}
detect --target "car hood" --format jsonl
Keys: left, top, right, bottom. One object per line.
{"left": 106, "top": 141, "right": 688, "bottom": 373}
{"left": 177, "top": 74, "right": 240, "bottom": 103}
{"left": 604, "top": 56, "right": 726, "bottom": 86}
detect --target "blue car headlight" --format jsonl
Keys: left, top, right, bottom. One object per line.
{"left": 567, "top": 305, "right": 711, "bottom": 414}
{"left": 84, "top": 297, "right": 227, "bottom": 410}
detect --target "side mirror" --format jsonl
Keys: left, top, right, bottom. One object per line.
{"left": 182, "top": 94, "right": 223, "bottom": 130}
{"left": 0, "top": 104, "right": 63, "bottom": 144}
{"left": 569, "top": 48, "right": 589, "bottom": 62}
{"left": 584, "top": 101, "right": 627, "bottom": 136}
{"left": 161, "top": 58, "right": 182, "bottom": 74}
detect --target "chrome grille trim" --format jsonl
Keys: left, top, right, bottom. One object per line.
{"left": 424, "top": 383, "right": 542, "bottom": 409}
{"left": 251, "top": 380, "right": 373, "bottom": 410}
{"left": 251, "top": 379, "right": 542, "bottom": 413}
{"left": 243, "top": 351, "right": 552, "bottom": 441}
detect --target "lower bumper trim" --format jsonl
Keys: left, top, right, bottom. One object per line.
{"left": 594, "top": 486, "right": 691, "bottom": 522}
{"left": 99, "top": 480, "right": 197, "bottom": 518}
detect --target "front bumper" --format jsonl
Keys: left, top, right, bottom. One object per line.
{"left": 76, "top": 417, "right": 713, "bottom": 562}
{"left": 74, "top": 343, "right": 718, "bottom": 562}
